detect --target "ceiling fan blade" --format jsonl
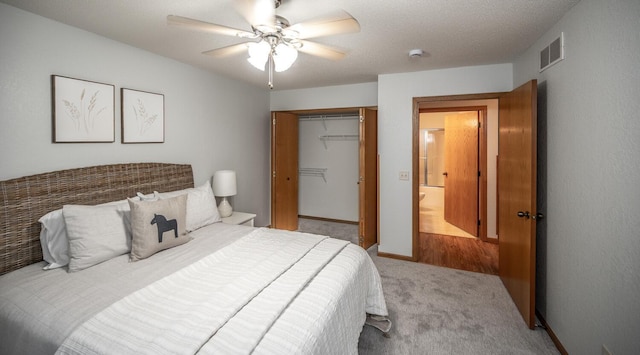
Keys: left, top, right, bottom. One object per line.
{"left": 287, "top": 11, "right": 360, "bottom": 40}
{"left": 234, "top": 0, "right": 276, "bottom": 27}
{"left": 202, "top": 43, "right": 250, "bottom": 58}
{"left": 297, "top": 40, "right": 347, "bottom": 61}
{"left": 167, "top": 15, "right": 255, "bottom": 38}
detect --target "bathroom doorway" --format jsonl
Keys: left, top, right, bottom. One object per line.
{"left": 419, "top": 110, "right": 481, "bottom": 239}
{"left": 410, "top": 96, "right": 501, "bottom": 276}
{"left": 415, "top": 98, "right": 500, "bottom": 243}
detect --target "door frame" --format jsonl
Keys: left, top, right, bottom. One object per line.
{"left": 271, "top": 106, "right": 379, "bottom": 249}
{"left": 412, "top": 93, "right": 503, "bottom": 261}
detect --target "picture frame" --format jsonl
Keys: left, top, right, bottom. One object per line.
{"left": 121, "top": 88, "right": 165, "bottom": 143}
{"left": 52, "top": 75, "right": 115, "bottom": 143}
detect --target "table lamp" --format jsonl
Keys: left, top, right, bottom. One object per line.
{"left": 212, "top": 170, "right": 237, "bottom": 217}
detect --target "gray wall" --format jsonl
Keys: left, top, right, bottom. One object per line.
{"left": 513, "top": 0, "right": 640, "bottom": 353}
{"left": 0, "top": 3, "right": 271, "bottom": 226}
{"left": 273, "top": 66, "right": 512, "bottom": 256}
{"left": 377, "top": 64, "right": 512, "bottom": 256}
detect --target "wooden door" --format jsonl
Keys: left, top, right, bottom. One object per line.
{"left": 443, "top": 111, "right": 479, "bottom": 237}
{"left": 271, "top": 112, "right": 298, "bottom": 230}
{"left": 498, "top": 80, "right": 538, "bottom": 329}
{"left": 359, "top": 108, "right": 378, "bottom": 249}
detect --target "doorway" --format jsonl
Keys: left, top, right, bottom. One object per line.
{"left": 419, "top": 110, "right": 483, "bottom": 239}
{"left": 412, "top": 100, "right": 499, "bottom": 276}
{"left": 415, "top": 104, "right": 497, "bottom": 276}
{"left": 271, "top": 107, "right": 378, "bottom": 249}
{"left": 417, "top": 105, "right": 496, "bottom": 242}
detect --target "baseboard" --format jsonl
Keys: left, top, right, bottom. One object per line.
{"left": 377, "top": 251, "right": 415, "bottom": 262}
{"left": 536, "top": 310, "right": 568, "bottom": 355}
{"left": 298, "top": 215, "right": 359, "bottom": 225}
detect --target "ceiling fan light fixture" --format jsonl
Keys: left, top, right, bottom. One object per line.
{"left": 247, "top": 40, "right": 298, "bottom": 73}
{"left": 168, "top": 0, "right": 358, "bottom": 88}
{"left": 247, "top": 56, "right": 266, "bottom": 71}
{"left": 273, "top": 43, "right": 298, "bottom": 72}
{"left": 247, "top": 41, "right": 270, "bottom": 70}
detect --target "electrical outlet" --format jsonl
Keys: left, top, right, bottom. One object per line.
{"left": 602, "top": 344, "right": 612, "bottom": 355}
{"left": 399, "top": 171, "right": 409, "bottom": 180}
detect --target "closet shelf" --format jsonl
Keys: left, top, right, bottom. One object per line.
{"left": 299, "top": 168, "right": 327, "bottom": 183}
{"left": 299, "top": 113, "right": 359, "bottom": 130}
{"left": 318, "top": 134, "right": 359, "bottom": 149}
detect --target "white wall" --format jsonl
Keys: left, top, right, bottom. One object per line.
{"left": 513, "top": 0, "right": 640, "bottom": 353}
{"left": 299, "top": 117, "right": 359, "bottom": 221}
{"left": 0, "top": 3, "right": 271, "bottom": 226}
{"left": 270, "top": 82, "right": 377, "bottom": 111}
{"left": 377, "top": 64, "right": 512, "bottom": 256}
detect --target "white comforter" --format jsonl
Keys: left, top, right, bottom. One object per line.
{"left": 1, "top": 224, "right": 387, "bottom": 355}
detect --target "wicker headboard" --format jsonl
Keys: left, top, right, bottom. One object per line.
{"left": 0, "top": 162, "right": 194, "bottom": 275}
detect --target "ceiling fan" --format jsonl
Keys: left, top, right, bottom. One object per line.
{"left": 167, "top": 0, "right": 360, "bottom": 89}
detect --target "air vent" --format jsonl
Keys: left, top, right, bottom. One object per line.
{"left": 540, "top": 32, "right": 564, "bottom": 72}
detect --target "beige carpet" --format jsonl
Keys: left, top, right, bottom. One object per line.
{"left": 297, "top": 218, "right": 559, "bottom": 355}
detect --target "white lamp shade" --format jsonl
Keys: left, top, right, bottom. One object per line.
{"left": 212, "top": 170, "right": 237, "bottom": 197}
{"left": 247, "top": 41, "right": 298, "bottom": 73}
{"left": 247, "top": 41, "right": 270, "bottom": 71}
{"left": 274, "top": 43, "right": 298, "bottom": 72}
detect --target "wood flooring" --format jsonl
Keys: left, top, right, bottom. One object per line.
{"left": 418, "top": 232, "right": 499, "bottom": 275}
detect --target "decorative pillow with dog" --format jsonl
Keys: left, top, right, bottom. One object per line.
{"left": 128, "top": 194, "right": 189, "bottom": 261}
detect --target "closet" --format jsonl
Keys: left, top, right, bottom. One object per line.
{"left": 271, "top": 107, "right": 378, "bottom": 249}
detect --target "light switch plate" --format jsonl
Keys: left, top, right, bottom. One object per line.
{"left": 399, "top": 171, "right": 409, "bottom": 180}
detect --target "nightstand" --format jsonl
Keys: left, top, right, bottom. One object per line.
{"left": 221, "top": 211, "right": 256, "bottom": 227}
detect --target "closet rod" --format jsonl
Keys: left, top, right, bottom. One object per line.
{"left": 318, "top": 134, "right": 359, "bottom": 140}
{"left": 298, "top": 113, "right": 360, "bottom": 121}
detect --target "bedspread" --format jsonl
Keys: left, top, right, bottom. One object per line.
{"left": 33, "top": 226, "right": 387, "bottom": 355}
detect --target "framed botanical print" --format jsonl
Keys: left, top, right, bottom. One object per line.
{"left": 52, "top": 75, "right": 115, "bottom": 143}
{"left": 121, "top": 88, "right": 165, "bottom": 143}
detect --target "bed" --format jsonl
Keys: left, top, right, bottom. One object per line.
{"left": 0, "top": 163, "right": 389, "bottom": 354}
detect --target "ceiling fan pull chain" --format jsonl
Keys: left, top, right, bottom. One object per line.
{"left": 268, "top": 54, "right": 274, "bottom": 89}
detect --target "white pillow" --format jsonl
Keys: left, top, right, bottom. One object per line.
{"left": 63, "top": 202, "right": 132, "bottom": 272}
{"left": 38, "top": 198, "right": 139, "bottom": 270}
{"left": 157, "top": 182, "right": 221, "bottom": 232}
{"left": 38, "top": 209, "right": 69, "bottom": 270}
{"left": 136, "top": 191, "right": 159, "bottom": 201}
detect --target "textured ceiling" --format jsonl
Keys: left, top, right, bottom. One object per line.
{"left": 1, "top": 0, "right": 580, "bottom": 90}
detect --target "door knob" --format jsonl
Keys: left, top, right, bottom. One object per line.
{"left": 517, "top": 211, "right": 530, "bottom": 219}
{"left": 532, "top": 212, "right": 545, "bottom": 220}
{"left": 442, "top": 172, "right": 448, "bottom": 177}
